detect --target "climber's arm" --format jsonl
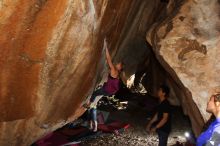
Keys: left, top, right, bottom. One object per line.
{"left": 104, "top": 39, "right": 115, "bottom": 71}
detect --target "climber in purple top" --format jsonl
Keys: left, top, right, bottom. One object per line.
{"left": 197, "top": 93, "right": 220, "bottom": 146}
{"left": 86, "top": 39, "right": 123, "bottom": 132}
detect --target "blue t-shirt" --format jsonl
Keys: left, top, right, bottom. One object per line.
{"left": 197, "top": 118, "right": 220, "bottom": 146}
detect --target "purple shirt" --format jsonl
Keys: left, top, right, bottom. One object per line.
{"left": 103, "top": 75, "right": 119, "bottom": 95}
{"left": 197, "top": 117, "right": 220, "bottom": 146}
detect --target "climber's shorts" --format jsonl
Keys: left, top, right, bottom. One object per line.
{"left": 88, "top": 108, "right": 97, "bottom": 121}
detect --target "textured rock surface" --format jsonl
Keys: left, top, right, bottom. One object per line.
{"left": 0, "top": 0, "right": 218, "bottom": 145}
{"left": 0, "top": 0, "right": 162, "bottom": 145}
{"left": 0, "top": 0, "right": 107, "bottom": 145}
{"left": 147, "top": 0, "right": 220, "bottom": 135}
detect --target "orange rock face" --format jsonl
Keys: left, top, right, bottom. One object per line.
{"left": 0, "top": 0, "right": 144, "bottom": 145}
{"left": 0, "top": 0, "right": 218, "bottom": 145}
{"left": 0, "top": 0, "right": 68, "bottom": 122}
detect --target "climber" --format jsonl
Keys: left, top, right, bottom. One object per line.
{"left": 85, "top": 38, "right": 123, "bottom": 132}
{"left": 197, "top": 93, "right": 220, "bottom": 146}
{"left": 146, "top": 84, "right": 172, "bottom": 146}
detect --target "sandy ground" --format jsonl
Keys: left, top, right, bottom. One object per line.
{"left": 81, "top": 97, "right": 194, "bottom": 146}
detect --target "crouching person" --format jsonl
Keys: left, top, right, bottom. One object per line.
{"left": 146, "top": 84, "right": 172, "bottom": 146}
{"left": 197, "top": 93, "right": 220, "bottom": 146}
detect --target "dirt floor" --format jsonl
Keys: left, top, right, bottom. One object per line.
{"left": 81, "top": 95, "right": 195, "bottom": 146}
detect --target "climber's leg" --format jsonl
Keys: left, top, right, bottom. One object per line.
{"left": 93, "top": 120, "right": 98, "bottom": 132}
{"left": 90, "top": 108, "right": 97, "bottom": 131}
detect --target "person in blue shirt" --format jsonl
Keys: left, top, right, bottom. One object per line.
{"left": 197, "top": 93, "right": 220, "bottom": 146}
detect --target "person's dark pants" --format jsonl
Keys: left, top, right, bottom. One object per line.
{"left": 157, "top": 130, "right": 169, "bottom": 146}
{"left": 90, "top": 87, "right": 110, "bottom": 103}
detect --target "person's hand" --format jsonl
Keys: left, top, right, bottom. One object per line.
{"left": 104, "top": 38, "right": 108, "bottom": 49}
{"left": 146, "top": 124, "right": 151, "bottom": 132}
{"left": 150, "top": 127, "right": 157, "bottom": 133}
{"left": 82, "top": 103, "right": 88, "bottom": 109}
{"left": 87, "top": 102, "right": 91, "bottom": 107}
{"left": 83, "top": 102, "right": 91, "bottom": 109}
